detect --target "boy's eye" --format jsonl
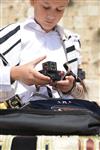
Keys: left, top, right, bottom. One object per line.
{"left": 42, "top": 5, "right": 65, "bottom": 12}
{"left": 43, "top": 6, "right": 50, "bottom": 10}
{"left": 56, "top": 9, "right": 63, "bottom": 12}
{"left": 56, "top": 7, "right": 65, "bottom": 12}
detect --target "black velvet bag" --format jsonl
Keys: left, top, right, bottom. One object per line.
{"left": 0, "top": 99, "right": 100, "bottom": 136}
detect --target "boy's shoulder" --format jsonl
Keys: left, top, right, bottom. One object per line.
{"left": 57, "top": 25, "right": 80, "bottom": 40}
{"left": 0, "top": 22, "right": 21, "bottom": 40}
{"left": 64, "top": 28, "right": 80, "bottom": 41}
{"left": 0, "top": 22, "right": 20, "bottom": 32}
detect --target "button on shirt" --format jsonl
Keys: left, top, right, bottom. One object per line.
{"left": 0, "top": 18, "right": 81, "bottom": 103}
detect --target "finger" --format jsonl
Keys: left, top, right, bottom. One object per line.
{"left": 65, "top": 75, "right": 75, "bottom": 83}
{"left": 33, "top": 55, "right": 47, "bottom": 66}
{"left": 33, "top": 70, "right": 51, "bottom": 81}
{"left": 33, "top": 76, "right": 51, "bottom": 85}
{"left": 56, "top": 80, "right": 69, "bottom": 86}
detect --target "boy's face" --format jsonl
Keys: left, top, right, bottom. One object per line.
{"left": 33, "top": 0, "right": 69, "bottom": 32}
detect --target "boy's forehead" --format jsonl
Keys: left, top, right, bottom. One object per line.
{"left": 37, "top": 0, "right": 68, "bottom": 5}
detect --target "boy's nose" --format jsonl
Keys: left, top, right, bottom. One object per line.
{"left": 46, "top": 15, "right": 55, "bottom": 20}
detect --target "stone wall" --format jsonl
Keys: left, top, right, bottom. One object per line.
{"left": 0, "top": 0, "right": 100, "bottom": 104}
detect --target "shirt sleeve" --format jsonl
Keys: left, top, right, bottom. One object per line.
{"left": 0, "top": 23, "right": 21, "bottom": 102}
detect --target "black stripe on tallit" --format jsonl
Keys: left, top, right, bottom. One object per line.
{"left": 68, "top": 58, "right": 78, "bottom": 64}
{"left": 0, "top": 25, "right": 20, "bottom": 44}
{"left": 3, "top": 39, "right": 21, "bottom": 55}
{"left": 66, "top": 45, "right": 75, "bottom": 53}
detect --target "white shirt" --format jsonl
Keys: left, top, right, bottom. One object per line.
{"left": 0, "top": 18, "right": 81, "bottom": 103}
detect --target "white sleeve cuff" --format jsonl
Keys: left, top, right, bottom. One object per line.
{"left": 0, "top": 66, "right": 16, "bottom": 101}
{"left": 0, "top": 66, "right": 12, "bottom": 85}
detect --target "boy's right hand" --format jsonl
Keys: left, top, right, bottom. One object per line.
{"left": 10, "top": 56, "right": 51, "bottom": 86}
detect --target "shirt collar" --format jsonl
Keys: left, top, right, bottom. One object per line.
{"left": 23, "top": 17, "right": 57, "bottom": 33}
